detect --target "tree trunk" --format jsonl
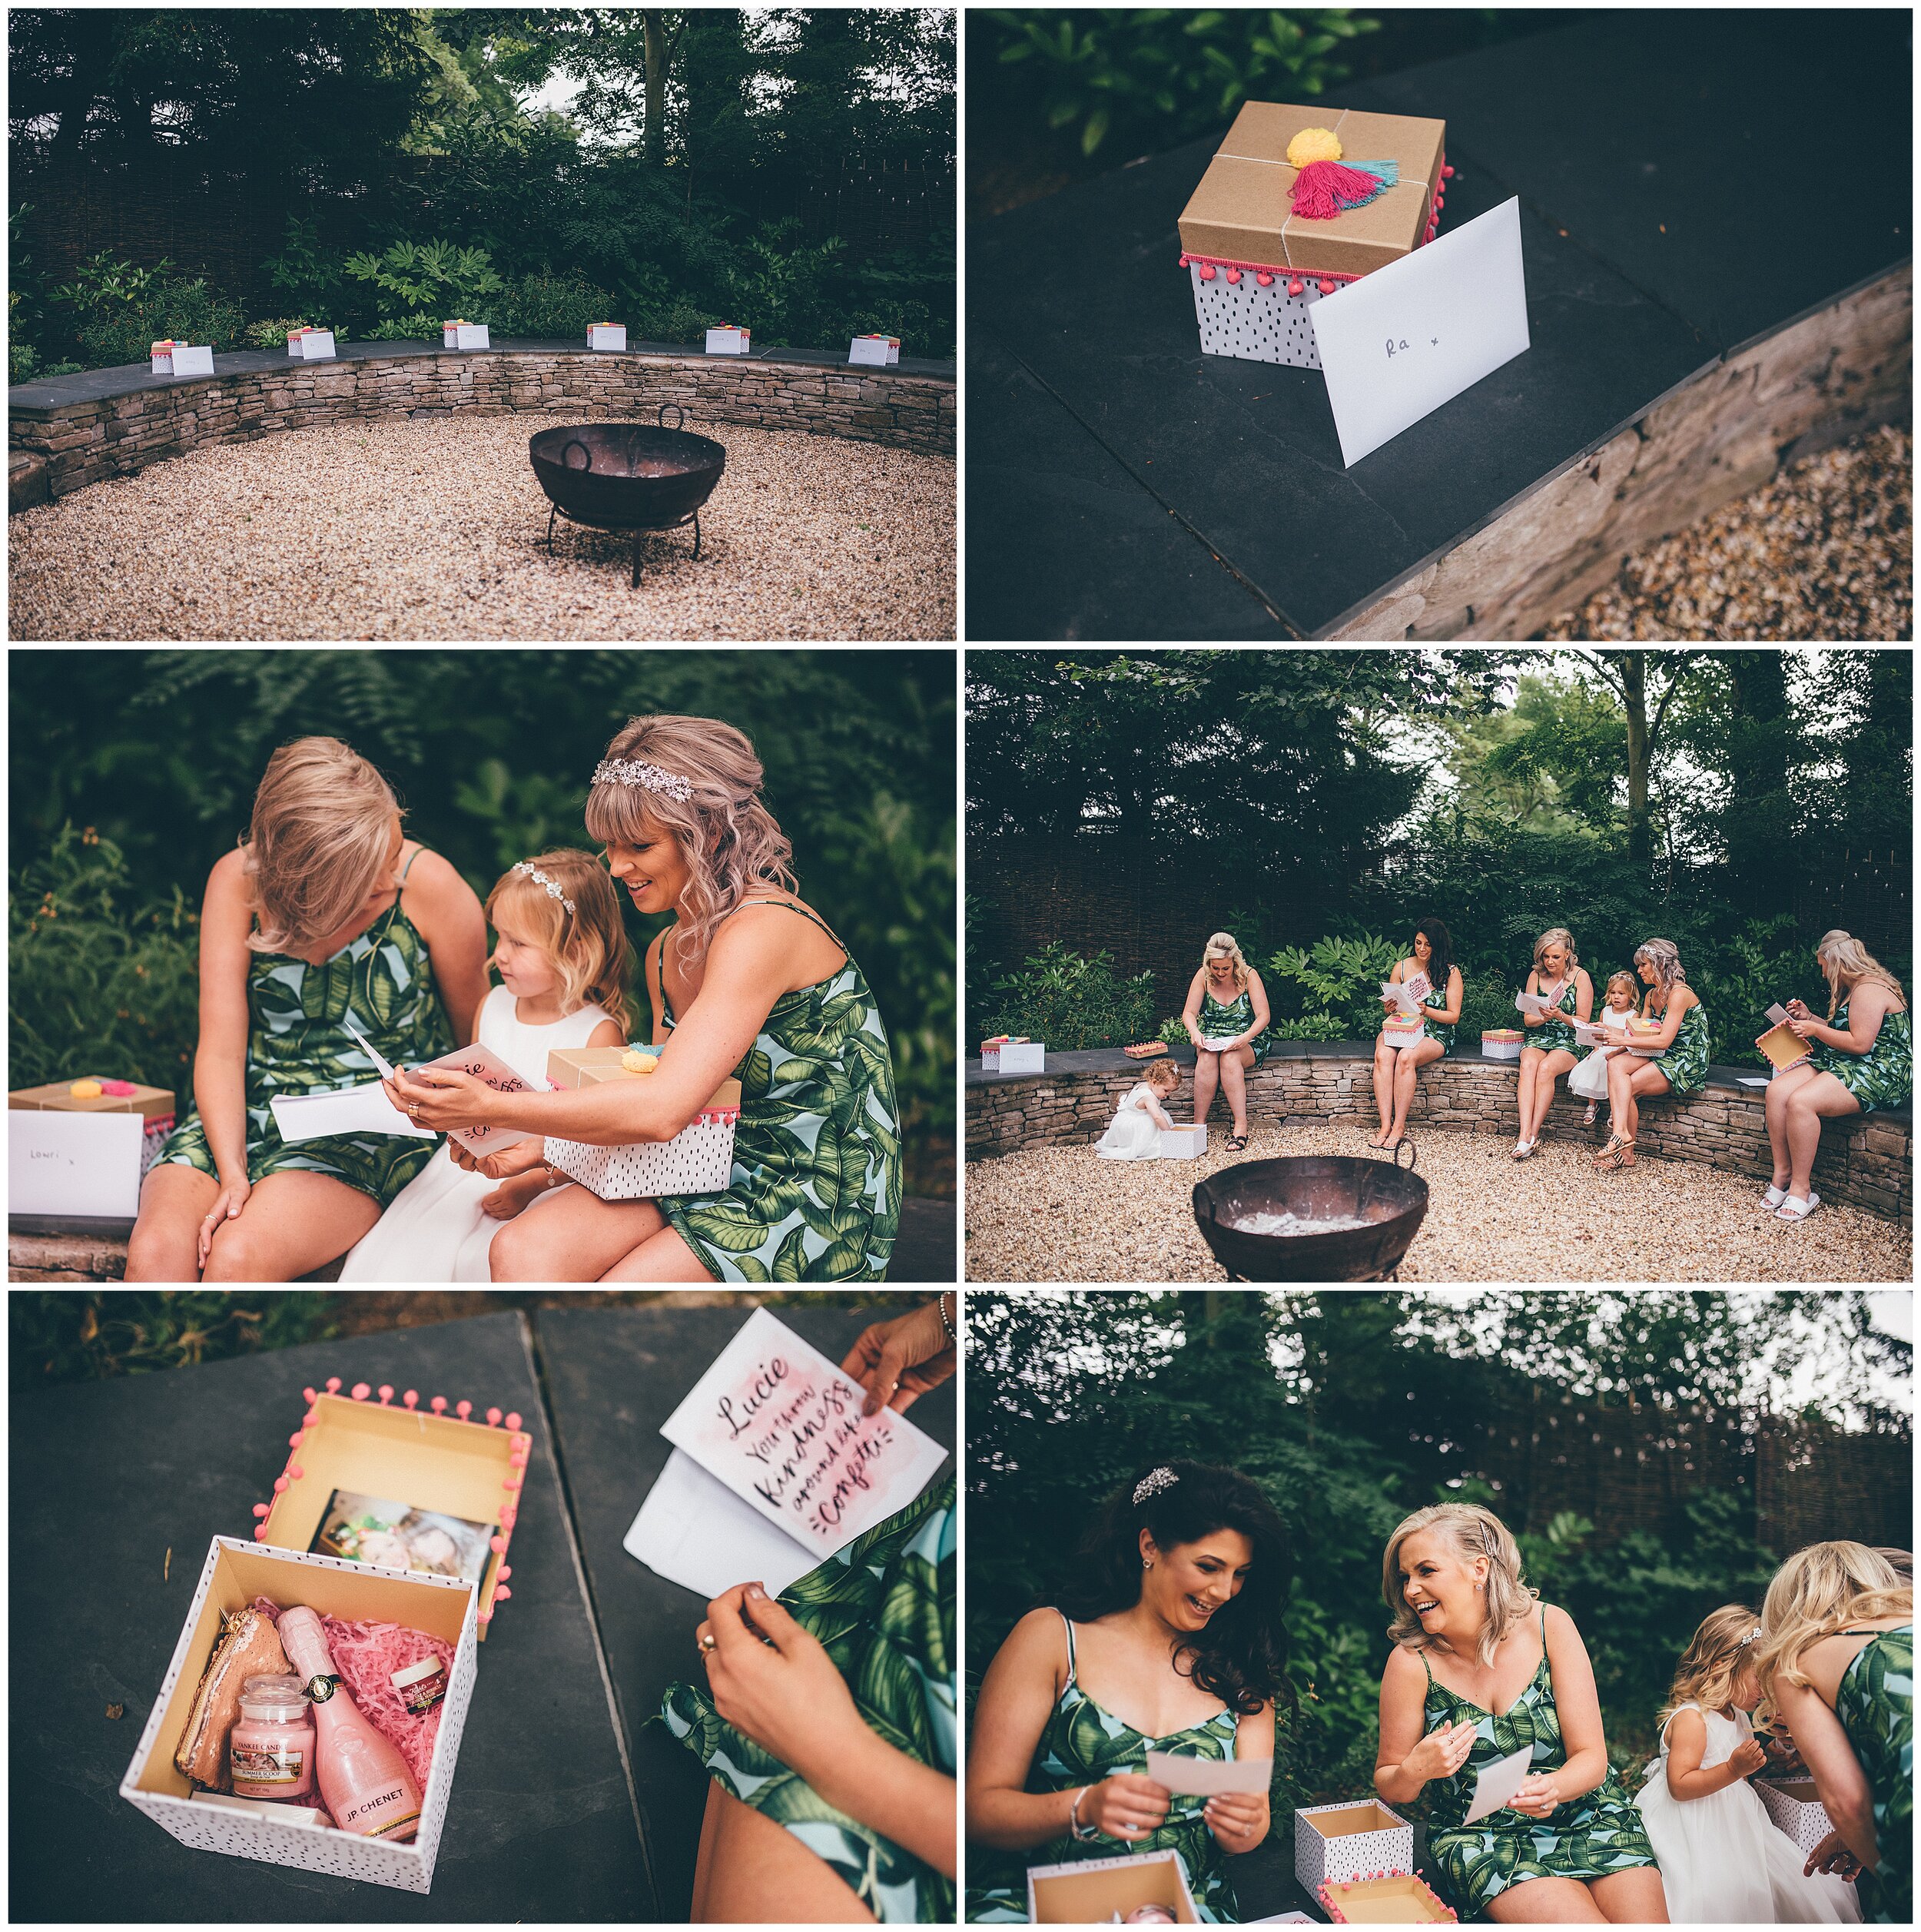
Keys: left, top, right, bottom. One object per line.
{"left": 1723, "top": 650, "right": 1793, "bottom": 913}
{"left": 1618, "top": 652, "right": 1652, "bottom": 867}
{"left": 642, "top": 10, "right": 667, "bottom": 168}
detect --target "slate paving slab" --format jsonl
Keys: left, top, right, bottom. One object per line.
{"left": 8, "top": 1311, "right": 650, "bottom": 1923}
{"left": 535, "top": 1297, "right": 956, "bottom": 1925}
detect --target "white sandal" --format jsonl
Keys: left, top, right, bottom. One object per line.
{"left": 1777, "top": 1191, "right": 1821, "bottom": 1222}
{"left": 1761, "top": 1183, "right": 1787, "bottom": 1209}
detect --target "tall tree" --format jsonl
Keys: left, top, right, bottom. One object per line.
{"left": 1575, "top": 651, "right": 1706, "bottom": 868}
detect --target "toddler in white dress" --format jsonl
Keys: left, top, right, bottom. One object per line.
{"left": 1097, "top": 1059, "right": 1183, "bottom": 1160}
{"left": 341, "top": 852, "right": 630, "bottom": 1282}
{"left": 1635, "top": 1604, "right": 1862, "bottom": 1924}
{"left": 1569, "top": 970, "right": 1641, "bottom": 1122}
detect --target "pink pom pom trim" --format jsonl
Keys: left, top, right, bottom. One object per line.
{"left": 325, "top": 1377, "right": 341, "bottom": 1394}
{"left": 378, "top": 1384, "right": 393, "bottom": 1404}
{"left": 403, "top": 1389, "right": 419, "bottom": 1409}
{"left": 486, "top": 1407, "right": 502, "bottom": 1427}
{"left": 351, "top": 1382, "right": 370, "bottom": 1401}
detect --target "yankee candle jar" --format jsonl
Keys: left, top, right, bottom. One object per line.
{"left": 229, "top": 1675, "right": 317, "bottom": 1800}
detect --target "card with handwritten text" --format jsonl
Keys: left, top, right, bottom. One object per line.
{"left": 659, "top": 1307, "right": 947, "bottom": 1560}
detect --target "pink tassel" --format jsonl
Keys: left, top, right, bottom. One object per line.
{"left": 1290, "top": 159, "right": 1389, "bottom": 221}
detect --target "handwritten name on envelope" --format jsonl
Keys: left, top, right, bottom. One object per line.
{"left": 659, "top": 1306, "right": 947, "bottom": 1559}
{"left": 1309, "top": 197, "right": 1530, "bottom": 468}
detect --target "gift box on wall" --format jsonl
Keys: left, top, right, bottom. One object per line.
{"left": 1157, "top": 1122, "right": 1208, "bottom": 1159}
{"left": 587, "top": 324, "right": 627, "bottom": 351}
{"left": 1177, "top": 102, "right": 1449, "bottom": 370}
{"left": 1319, "top": 1871, "right": 1457, "bottom": 1923}
{"left": 441, "top": 320, "right": 489, "bottom": 350}
{"left": 154, "top": 344, "right": 214, "bottom": 377}
{"left": 1027, "top": 1848, "right": 1201, "bottom": 1924}
{"left": 980, "top": 1037, "right": 1045, "bottom": 1075}
{"left": 293, "top": 329, "right": 337, "bottom": 360}
{"left": 1754, "top": 1775, "right": 1836, "bottom": 1857}
{"left": 287, "top": 326, "right": 311, "bottom": 356}
{"left": 10, "top": 1078, "right": 176, "bottom": 1178}
{"left": 542, "top": 1048, "right": 742, "bottom": 1200}
{"left": 1481, "top": 1029, "right": 1524, "bottom": 1061}
{"left": 705, "top": 325, "right": 751, "bottom": 355}
{"left": 849, "top": 334, "right": 901, "bottom": 367}
{"left": 1295, "top": 1798, "right": 1415, "bottom": 1891}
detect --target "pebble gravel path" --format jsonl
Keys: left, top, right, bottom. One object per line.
{"left": 9, "top": 415, "right": 955, "bottom": 641}
{"left": 1543, "top": 423, "right": 1910, "bottom": 641}
{"left": 965, "top": 1118, "right": 1911, "bottom": 1283}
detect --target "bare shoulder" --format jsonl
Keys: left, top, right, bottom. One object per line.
{"left": 1382, "top": 1641, "right": 1427, "bottom": 1688}
{"left": 999, "top": 1606, "right": 1070, "bottom": 1677}
{"left": 206, "top": 845, "right": 250, "bottom": 898}
{"left": 585, "top": 1017, "right": 625, "bottom": 1048}
{"left": 400, "top": 847, "right": 476, "bottom": 907}
{"left": 1541, "top": 1602, "right": 1584, "bottom": 1648}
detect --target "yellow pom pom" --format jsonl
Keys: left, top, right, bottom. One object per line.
{"left": 622, "top": 1047, "right": 659, "bottom": 1074}
{"left": 1286, "top": 127, "right": 1343, "bottom": 168}
{"left": 68, "top": 1079, "right": 103, "bottom": 1098}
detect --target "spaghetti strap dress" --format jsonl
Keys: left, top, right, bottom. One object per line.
{"left": 154, "top": 847, "right": 453, "bottom": 1206}
{"left": 1418, "top": 1609, "right": 1657, "bottom": 1916}
{"left": 661, "top": 1474, "right": 955, "bottom": 1924}
{"left": 1198, "top": 984, "right": 1271, "bottom": 1064}
{"left": 655, "top": 898, "right": 902, "bottom": 1281}
{"left": 1807, "top": 1002, "right": 1913, "bottom": 1114}
{"left": 966, "top": 1611, "right": 1246, "bottom": 1923}
{"left": 1646, "top": 998, "right": 1710, "bottom": 1095}
{"left": 1534, "top": 977, "right": 1591, "bottom": 1061}
{"left": 1834, "top": 1625, "right": 1913, "bottom": 1923}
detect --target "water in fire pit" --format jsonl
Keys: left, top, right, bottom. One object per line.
{"left": 1226, "top": 1208, "right": 1379, "bottom": 1237}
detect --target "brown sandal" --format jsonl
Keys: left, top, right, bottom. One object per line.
{"left": 1592, "top": 1132, "right": 1637, "bottom": 1172}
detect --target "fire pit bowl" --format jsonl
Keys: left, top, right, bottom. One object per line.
{"left": 529, "top": 406, "right": 726, "bottom": 585}
{"left": 1192, "top": 1144, "right": 1428, "bottom": 1281}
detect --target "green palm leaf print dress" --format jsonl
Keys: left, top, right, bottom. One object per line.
{"left": 1646, "top": 998, "right": 1710, "bottom": 1095}
{"left": 662, "top": 1474, "right": 955, "bottom": 1924}
{"left": 966, "top": 1612, "right": 1247, "bottom": 1924}
{"left": 1418, "top": 1610, "right": 1657, "bottom": 1916}
{"left": 1834, "top": 1625, "right": 1913, "bottom": 1924}
{"left": 1534, "top": 978, "right": 1591, "bottom": 1061}
{"left": 1199, "top": 986, "right": 1271, "bottom": 1064}
{"left": 154, "top": 851, "right": 452, "bottom": 1204}
{"left": 655, "top": 901, "right": 902, "bottom": 1282}
{"left": 1807, "top": 1002, "right": 1913, "bottom": 1114}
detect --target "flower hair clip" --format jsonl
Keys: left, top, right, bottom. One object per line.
{"left": 1134, "top": 1466, "right": 1178, "bottom": 1505}
{"left": 513, "top": 861, "right": 576, "bottom": 914}
{"left": 1740, "top": 1625, "right": 1762, "bottom": 1647}
{"left": 592, "top": 757, "right": 695, "bottom": 802}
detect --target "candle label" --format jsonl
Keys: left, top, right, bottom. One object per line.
{"left": 231, "top": 1742, "right": 305, "bottom": 1788}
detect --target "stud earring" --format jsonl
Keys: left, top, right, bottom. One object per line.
{"left": 1143, "top": 1559, "right": 1153, "bottom": 1571}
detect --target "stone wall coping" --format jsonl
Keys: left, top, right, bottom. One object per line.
{"left": 8, "top": 335, "right": 956, "bottom": 416}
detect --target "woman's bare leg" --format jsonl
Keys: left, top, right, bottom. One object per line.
{"left": 1624, "top": 1061, "right": 1673, "bottom": 1143}
{"left": 1192, "top": 1051, "right": 1221, "bottom": 1132}
{"left": 201, "top": 1170, "right": 383, "bottom": 1282}
{"left": 1530, "top": 1048, "right": 1574, "bottom": 1140}
{"left": 1784, "top": 1071, "right": 1862, "bottom": 1197}
{"left": 600, "top": 1223, "right": 718, "bottom": 1281}
{"left": 1219, "top": 1046, "right": 1252, "bottom": 1139}
{"left": 1763, "top": 1062, "right": 1818, "bottom": 1185}
{"left": 1485, "top": 1875, "right": 1607, "bottom": 1923}
{"left": 124, "top": 1163, "right": 221, "bottom": 1280}
{"left": 692, "top": 1780, "right": 874, "bottom": 1924}
{"left": 1605, "top": 1050, "right": 1644, "bottom": 1140}
{"left": 1515, "top": 1047, "right": 1544, "bottom": 1143}
{"left": 1589, "top": 1867, "right": 1669, "bottom": 1923}
{"left": 489, "top": 1183, "right": 670, "bottom": 1281}
{"left": 1386, "top": 1037, "right": 1443, "bottom": 1143}
{"left": 1370, "top": 1042, "right": 1396, "bottom": 1143}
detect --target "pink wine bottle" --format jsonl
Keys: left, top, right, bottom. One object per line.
{"left": 277, "top": 1606, "right": 423, "bottom": 1841}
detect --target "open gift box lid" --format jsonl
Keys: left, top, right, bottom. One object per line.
{"left": 250, "top": 1384, "right": 529, "bottom": 1639}
{"left": 1027, "top": 1847, "right": 1201, "bottom": 1924}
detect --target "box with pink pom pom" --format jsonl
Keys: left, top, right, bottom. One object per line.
{"left": 1294, "top": 1797, "right": 1415, "bottom": 1891}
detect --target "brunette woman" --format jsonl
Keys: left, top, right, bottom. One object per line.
{"left": 1512, "top": 927, "right": 1594, "bottom": 1161}
{"left": 125, "top": 738, "right": 489, "bottom": 1282}
{"left": 1594, "top": 938, "right": 1709, "bottom": 1173}
{"left": 966, "top": 1462, "right": 1291, "bottom": 1923}
{"left": 1181, "top": 933, "right": 1272, "bottom": 1154}
{"left": 1370, "top": 918, "right": 1462, "bottom": 1151}
{"left": 1375, "top": 1502, "right": 1664, "bottom": 1924}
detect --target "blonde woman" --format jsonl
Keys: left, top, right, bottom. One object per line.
{"left": 1594, "top": 939, "right": 1708, "bottom": 1173}
{"left": 1373, "top": 1502, "right": 1664, "bottom": 1924}
{"left": 393, "top": 715, "right": 902, "bottom": 1282}
{"left": 1513, "top": 928, "right": 1594, "bottom": 1160}
{"left": 1181, "top": 934, "right": 1271, "bottom": 1154}
{"left": 125, "top": 738, "right": 489, "bottom": 1282}
{"left": 1760, "top": 932, "right": 1911, "bottom": 1223}
{"left": 1754, "top": 1542, "right": 1911, "bottom": 1924}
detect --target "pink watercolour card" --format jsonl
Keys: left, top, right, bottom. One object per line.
{"left": 658, "top": 1307, "right": 947, "bottom": 1561}
{"left": 346, "top": 1018, "right": 537, "bottom": 1155}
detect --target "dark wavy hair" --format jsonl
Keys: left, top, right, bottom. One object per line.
{"left": 1058, "top": 1460, "right": 1296, "bottom": 1718}
{"left": 1414, "top": 916, "right": 1454, "bottom": 992}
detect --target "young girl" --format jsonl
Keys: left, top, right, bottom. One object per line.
{"left": 1570, "top": 971, "right": 1641, "bottom": 1124}
{"left": 340, "top": 851, "right": 629, "bottom": 1282}
{"left": 1635, "top": 1604, "right": 1862, "bottom": 1923}
{"left": 1097, "top": 1058, "right": 1184, "bottom": 1159}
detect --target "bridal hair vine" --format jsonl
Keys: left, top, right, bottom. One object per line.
{"left": 512, "top": 861, "right": 576, "bottom": 914}
{"left": 1740, "top": 1625, "right": 1762, "bottom": 1648}
{"left": 592, "top": 757, "right": 695, "bottom": 802}
{"left": 1133, "top": 1466, "right": 1179, "bottom": 1506}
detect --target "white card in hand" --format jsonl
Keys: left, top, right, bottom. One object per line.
{"left": 1381, "top": 980, "right": 1424, "bottom": 1016}
{"left": 1309, "top": 197, "right": 1531, "bottom": 467}
{"left": 1463, "top": 1744, "right": 1537, "bottom": 1824}
{"left": 270, "top": 1082, "right": 436, "bottom": 1144}
{"left": 1143, "top": 1750, "right": 1270, "bottom": 1796}
{"left": 1515, "top": 991, "right": 1550, "bottom": 1017}
{"left": 625, "top": 1446, "right": 821, "bottom": 1599}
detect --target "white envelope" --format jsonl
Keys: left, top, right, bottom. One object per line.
{"left": 1309, "top": 197, "right": 1531, "bottom": 467}
{"left": 270, "top": 1082, "right": 437, "bottom": 1145}
{"left": 624, "top": 1446, "right": 821, "bottom": 1598}
{"left": 1515, "top": 991, "right": 1551, "bottom": 1017}
{"left": 1463, "top": 1743, "right": 1538, "bottom": 1824}
{"left": 1143, "top": 1750, "right": 1270, "bottom": 1796}
{"left": 9, "top": 1109, "right": 144, "bottom": 1217}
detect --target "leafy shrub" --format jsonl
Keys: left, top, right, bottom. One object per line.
{"left": 493, "top": 270, "right": 618, "bottom": 340}
{"left": 364, "top": 313, "right": 444, "bottom": 340}
{"left": 721, "top": 219, "right": 848, "bottom": 347}
{"left": 261, "top": 215, "right": 349, "bottom": 321}
{"left": 244, "top": 317, "right": 317, "bottom": 351}
{"left": 980, "top": 943, "right": 1156, "bottom": 1051}
{"left": 1266, "top": 933, "right": 1401, "bottom": 1037}
{"left": 343, "top": 237, "right": 506, "bottom": 328}
{"left": 63, "top": 264, "right": 247, "bottom": 369}
{"left": 1456, "top": 963, "right": 1515, "bottom": 1045}
{"left": 10, "top": 1290, "right": 339, "bottom": 1391}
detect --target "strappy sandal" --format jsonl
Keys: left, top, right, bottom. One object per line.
{"left": 1592, "top": 1132, "right": 1636, "bottom": 1172}
{"left": 1509, "top": 1139, "right": 1536, "bottom": 1161}
{"left": 1777, "top": 1191, "right": 1821, "bottom": 1222}
{"left": 1226, "top": 1134, "right": 1249, "bottom": 1153}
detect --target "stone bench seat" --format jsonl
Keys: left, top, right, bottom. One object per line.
{"left": 966, "top": 1042, "right": 1913, "bottom": 1224}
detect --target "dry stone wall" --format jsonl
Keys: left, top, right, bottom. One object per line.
{"left": 967, "top": 1049, "right": 1913, "bottom": 1224}
{"left": 10, "top": 347, "right": 954, "bottom": 500}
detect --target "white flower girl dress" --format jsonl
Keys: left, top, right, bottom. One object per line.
{"left": 1096, "top": 1083, "right": 1170, "bottom": 1160}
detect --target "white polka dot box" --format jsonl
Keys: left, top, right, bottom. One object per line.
{"left": 543, "top": 1045, "right": 743, "bottom": 1200}
{"left": 1754, "top": 1774, "right": 1838, "bottom": 1857}
{"left": 1292, "top": 1796, "right": 1416, "bottom": 1891}
{"left": 119, "top": 1382, "right": 534, "bottom": 1891}
{"left": 1177, "top": 101, "right": 1451, "bottom": 370}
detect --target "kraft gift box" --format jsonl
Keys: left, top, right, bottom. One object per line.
{"left": 1177, "top": 101, "right": 1448, "bottom": 370}
{"left": 1754, "top": 1775, "right": 1837, "bottom": 1857}
{"left": 1295, "top": 1798, "right": 1416, "bottom": 1891}
{"left": 542, "top": 1047, "right": 742, "bottom": 1200}
{"left": 587, "top": 323, "right": 627, "bottom": 350}
{"left": 1026, "top": 1848, "right": 1201, "bottom": 1924}
{"left": 1481, "top": 1028, "right": 1525, "bottom": 1061}
{"left": 980, "top": 1039, "right": 1046, "bottom": 1075}
{"left": 1318, "top": 1872, "right": 1457, "bottom": 1924}
{"left": 705, "top": 325, "right": 751, "bottom": 354}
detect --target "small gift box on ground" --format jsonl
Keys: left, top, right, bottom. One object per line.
{"left": 1754, "top": 1775, "right": 1836, "bottom": 1856}
{"left": 542, "top": 1047, "right": 742, "bottom": 1200}
{"left": 1157, "top": 1121, "right": 1209, "bottom": 1159}
{"left": 293, "top": 328, "right": 337, "bottom": 360}
{"left": 1481, "top": 1028, "right": 1524, "bottom": 1061}
{"left": 587, "top": 323, "right": 627, "bottom": 351}
{"left": 441, "top": 320, "right": 489, "bottom": 350}
{"left": 1027, "top": 1848, "right": 1201, "bottom": 1924}
{"left": 705, "top": 325, "right": 751, "bottom": 354}
{"left": 1177, "top": 102, "right": 1448, "bottom": 370}
{"left": 1319, "top": 1872, "right": 1457, "bottom": 1923}
{"left": 849, "top": 334, "right": 901, "bottom": 367}
{"left": 1295, "top": 1798, "right": 1416, "bottom": 1891}
{"left": 10, "top": 1077, "right": 177, "bottom": 1178}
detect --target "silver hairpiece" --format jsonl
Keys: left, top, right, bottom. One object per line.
{"left": 1133, "top": 1467, "right": 1178, "bottom": 1506}
{"left": 592, "top": 757, "right": 695, "bottom": 802}
{"left": 512, "top": 861, "right": 576, "bottom": 914}
{"left": 1740, "top": 1625, "right": 1762, "bottom": 1648}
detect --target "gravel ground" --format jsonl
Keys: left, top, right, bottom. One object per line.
{"left": 1542, "top": 423, "right": 1911, "bottom": 641}
{"left": 10, "top": 414, "right": 955, "bottom": 640}
{"left": 965, "top": 1117, "right": 1912, "bottom": 1283}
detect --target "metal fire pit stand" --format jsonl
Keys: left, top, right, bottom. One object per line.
{"left": 537, "top": 406, "right": 707, "bottom": 587}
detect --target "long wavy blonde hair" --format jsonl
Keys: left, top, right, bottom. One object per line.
{"left": 1633, "top": 937, "right": 1688, "bottom": 1009}
{"left": 484, "top": 849, "right": 633, "bottom": 1037}
{"left": 1815, "top": 930, "right": 1906, "bottom": 1021}
{"left": 1202, "top": 931, "right": 1251, "bottom": 991}
{"left": 583, "top": 715, "right": 798, "bottom": 967}
{"left": 1657, "top": 1603, "right": 1761, "bottom": 1731}
{"left": 1753, "top": 1541, "right": 1912, "bottom": 1702}
{"left": 1532, "top": 927, "right": 1578, "bottom": 978}
{"left": 1382, "top": 1502, "right": 1540, "bottom": 1668}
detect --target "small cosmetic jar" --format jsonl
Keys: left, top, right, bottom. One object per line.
{"left": 390, "top": 1655, "right": 447, "bottom": 1715}
{"left": 229, "top": 1674, "right": 317, "bottom": 1799}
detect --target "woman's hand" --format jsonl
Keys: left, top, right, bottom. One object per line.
{"left": 197, "top": 1173, "right": 252, "bottom": 1270}
{"left": 841, "top": 1300, "right": 957, "bottom": 1416}
{"left": 1805, "top": 1828, "right": 1863, "bottom": 1881}
{"left": 1203, "top": 1790, "right": 1267, "bottom": 1853}
{"left": 1786, "top": 1014, "right": 1818, "bottom": 1041}
{"left": 1727, "top": 1736, "right": 1768, "bottom": 1781}
{"left": 697, "top": 1583, "right": 866, "bottom": 1781}
{"left": 1400, "top": 1718, "right": 1476, "bottom": 1786}
{"left": 1508, "top": 1773, "right": 1561, "bottom": 1819}
{"left": 1080, "top": 1772, "right": 1172, "bottom": 1844}
{"left": 383, "top": 1064, "right": 502, "bottom": 1132}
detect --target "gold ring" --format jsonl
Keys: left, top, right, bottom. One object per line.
{"left": 409, "top": 1103, "right": 421, "bottom": 1118}
{"left": 697, "top": 1631, "right": 717, "bottom": 1655}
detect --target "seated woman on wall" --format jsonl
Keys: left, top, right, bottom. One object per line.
{"left": 1370, "top": 918, "right": 1462, "bottom": 1151}
{"left": 1511, "top": 926, "right": 1594, "bottom": 1161}
{"left": 965, "top": 1462, "right": 1289, "bottom": 1923}
{"left": 1594, "top": 938, "right": 1708, "bottom": 1174}
{"left": 1760, "top": 930, "right": 1910, "bottom": 1224}
{"left": 1181, "top": 933, "right": 1272, "bottom": 1154}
